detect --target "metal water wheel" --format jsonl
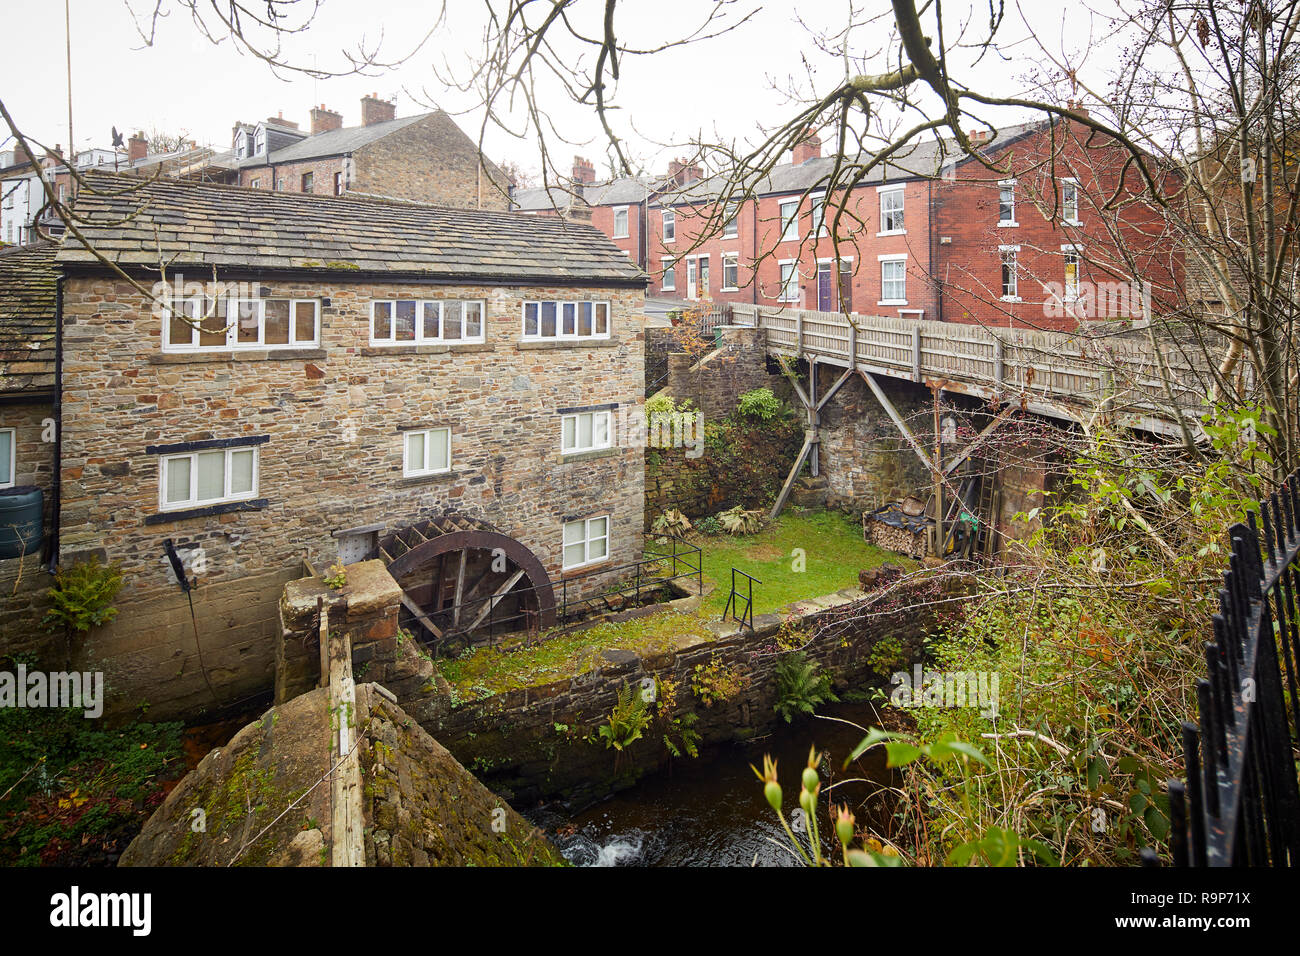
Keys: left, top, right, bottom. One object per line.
{"left": 375, "top": 512, "right": 556, "bottom": 655}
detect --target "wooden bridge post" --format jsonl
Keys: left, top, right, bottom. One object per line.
{"left": 993, "top": 338, "right": 1005, "bottom": 386}
{"left": 912, "top": 326, "right": 923, "bottom": 382}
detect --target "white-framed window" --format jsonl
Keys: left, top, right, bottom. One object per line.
{"left": 159, "top": 445, "right": 258, "bottom": 512}
{"left": 660, "top": 258, "right": 676, "bottom": 292}
{"left": 254, "top": 128, "right": 265, "bottom": 155}
{"left": 1061, "top": 178, "right": 1081, "bottom": 224}
{"left": 721, "top": 253, "right": 740, "bottom": 291}
{"left": 999, "top": 246, "right": 1020, "bottom": 301}
{"left": 250, "top": 178, "right": 262, "bottom": 189}
{"left": 563, "top": 515, "right": 609, "bottom": 569}
{"left": 613, "top": 206, "right": 629, "bottom": 239}
{"left": 658, "top": 256, "right": 678, "bottom": 292}
{"left": 998, "top": 179, "right": 1017, "bottom": 225}
{"left": 878, "top": 186, "right": 905, "bottom": 234}
{"left": 722, "top": 206, "right": 739, "bottom": 239}
{"left": 164, "top": 297, "right": 320, "bottom": 352}
{"left": 879, "top": 254, "right": 907, "bottom": 304}
{"left": 779, "top": 199, "right": 799, "bottom": 242}
{"left": 522, "top": 300, "right": 610, "bottom": 340}
{"left": 662, "top": 209, "right": 675, "bottom": 242}
{"left": 1062, "top": 244, "right": 1082, "bottom": 300}
{"left": 778, "top": 260, "right": 800, "bottom": 302}
{"left": 810, "top": 192, "right": 827, "bottom": 236}
{"left": 0, "top": 428, "right": 14, "bottom": 489}
{"left": 403, "top": 427, "right": 451, "bottom": 477}
{"left": 370, "top": 300, "right": 486, "bottom": 345}
{"left": 561, "top": 409, "right": 612, "bottom": 455}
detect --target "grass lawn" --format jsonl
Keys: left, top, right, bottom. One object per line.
{"left": 695, "top": 509, "right": 910, "bottom": 618}
{"left": 435, "top": 610, "right": 715, "bottom": 700}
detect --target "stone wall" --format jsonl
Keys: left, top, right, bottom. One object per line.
{"left": 0, "top": 551, "right": 54, "bottom": 663}
{"left": 659, "top": 325, "right": 781, "bottom": 422}
{"left": 353, "top": 113, "right": 512, "bottom": 211}
{"left": 816, "top": 371, "right": 934, "bottom": 513}
{"left": 413, "top": 588, "right": 933, "bottom": 808}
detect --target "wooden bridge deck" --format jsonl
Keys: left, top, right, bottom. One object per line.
{"left": 728, "top": 305, "right": 1215, "bottom": 438}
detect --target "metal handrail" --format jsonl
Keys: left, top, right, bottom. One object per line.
{"left": 722, "top": 567, "right": 760, "bottom": 632}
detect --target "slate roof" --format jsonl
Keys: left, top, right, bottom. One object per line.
{"left": 513, "top": 175, "right": 656, "bottom": 213}
{"left": 57, "top": 172, "right": 646, "bottom": 285}
{"left": 655, "top": 121, "right": 1044, "bottom": 206}
{"left": 0, "top": 242, "right": 58, "bottom": 395}
{"left": 237, "top": 113, "right": 429, "bottom": 169}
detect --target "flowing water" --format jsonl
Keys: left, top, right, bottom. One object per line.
{"left": 534, "top": 701, "right": 899, "bottom": 867}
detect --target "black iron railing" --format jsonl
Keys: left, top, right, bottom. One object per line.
{"left": 1145, "top": 469, "right": 1300, "bottom": 866}
{"left": 412, "top": 534, "right": 703, "bottom": 656}
{"left": 722, "top": 567, "right": 760, "bottom": 632}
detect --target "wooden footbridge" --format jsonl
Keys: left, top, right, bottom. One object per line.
{"left": 721, "top": 304, "right": 1218, "bottom": 541}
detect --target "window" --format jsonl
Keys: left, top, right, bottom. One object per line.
{"left": 779, "top": 199, "right": 799, "bottom": 242}
{"left": 250, "top": 178, "right": 262, "bottom": 189}
{"left": 403, "top": 427, "right": 451, "bottom": 477}
{"left": 301, "top": 171, "right": 314, "bottom": 193}
{"left": 1000, "top": 246, "right": 1020, "bottom": 300}
{"left": 662, "top": 209, "right": 675, "bottom": 242}
{"left": 522, "top": 301, "right": 610, "bottom": 340}
{"left": 163, "top": 297, "right": 319, "bottom": 352}
{"left": 998, "top": 180, "right": 1016, "bottom": 225}
{"left": 563, "top": 515, "right": 609, "bottom": 569}
{"left": 879, "top": 187, "right": 905, "bottom": 233}
{"left": 370, "top": 300, "right": 486, "bottom": 345}
{"left": 159, "top": 446, "right": 258, "bottom": 512}
{"left": 810, "top": 192, "right": 827, "bottom": 236}
{"left": 334, "top": 171, "right": 344, "bottom": 196}
{"left": 778, "top": 260, "right": 799, "bottom": 302}
{"left": 254, "top": 128, "right": 265, "bottom": 155}
{"left": 613, "top": 206, "right": 629, "bottom": 239}
{"left": 660, "top": 258, "right": 676, "bottom": 292}
{"left": 0, "top": 428, "right": 14, "bottom": 489}
{"left": 722, "top": 206, "right": 739, "bottom": 239}
{"left": 722, "top": 254, "right": 739, "bottom": 291}
{"left": 276, "top": 178, "right": 285, "bottom": 191}
{"left": 1062, "top": 178, "right": 1080, "bottom": 224}
{"left": 1063, "top": 245, "right": 1082, "bottom": 300}
{"left": 880, "top": 255, "right": 907, "bottom": 304}
{"left": 561, "top": 409, "right": 612, "bottom": 455}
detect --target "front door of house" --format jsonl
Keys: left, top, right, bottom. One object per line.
{"left": 686, "top": 257, "right": 698, "bottom": 299}
{"left": 817, "top": 262, "right": 833, "bottom": 311}
{"left": 698, "top": 257, "right": 710, "bottom": 298}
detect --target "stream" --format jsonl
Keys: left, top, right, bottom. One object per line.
{"left": 532, "top": 701, "right": 900, "bottom": 867}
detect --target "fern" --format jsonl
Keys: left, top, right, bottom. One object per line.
{"left": 597, "top": 683, "right": 651, "bottom": 752}
{"left": 42, "top": 558, "right": 124, "bottom": 636}
{"left": 773, "top": 651, "right": 839, "bottom": 723}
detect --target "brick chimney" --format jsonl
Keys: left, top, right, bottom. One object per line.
{"left": 967, "top": 129, "right": 992, "bottom": 145}
{"left": 128, "top": 131, "right": 148, "bottom": 163}
{"left": 572, "top": 156, "right": 596, "bottom": 185}
{"left": 269, "top": 111, "right": 299, "bottom": 130}
{"left": 667, "top": 158, "right": 701, "bottom": 187}
{"left": 793, "top": 128, "right": 821, "bottom": 165}
{"left": 1066, "top": 99, "right": 1090, "bottom": 118}
{"left": 310, "top": 104, "right": 343, "bottom": 135}
{"left": 361, "top": 93, "right": 396, "bottom": 127}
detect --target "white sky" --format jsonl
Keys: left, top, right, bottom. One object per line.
{"left": 0, "top": 0, "right": 1121, "bottom": 178}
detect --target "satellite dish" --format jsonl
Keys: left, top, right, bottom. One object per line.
{"left": 111, "top": 126, "right": 124, "bottom": 148}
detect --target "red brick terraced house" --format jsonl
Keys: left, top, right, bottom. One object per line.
{"left": 605, "top": 120, "right": 1179, "bottom": 332}
{"left": 24, "top": 171, "right": 646, "bottom": 720}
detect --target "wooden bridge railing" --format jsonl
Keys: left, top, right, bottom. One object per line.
{"left": 729, "top": 304, "right": 1217, "bottom": 434}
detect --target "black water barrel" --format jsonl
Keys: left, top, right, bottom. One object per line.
{"left": 0, "top": 486, "right": 43, "bottom": 559}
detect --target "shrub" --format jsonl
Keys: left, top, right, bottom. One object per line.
{"left": 691, "top": 654, "right": 749, "bottom": 707}
{"left": 717, "top": 505, "right": 764, "bottom": 535}
{"left": 694, "top": 515, "right": 722, "bottom": 535}
{"left": 737, "top": 386, "right": 783, "bottom": 422}
{"left": 43, "top": 558, "right": 124, "bottom": 636}
{"left": 773, "top": 651, "right": 839, "bottom": 723}
{"left": 651, "top": 508, "right": 693, "bottom": 537}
